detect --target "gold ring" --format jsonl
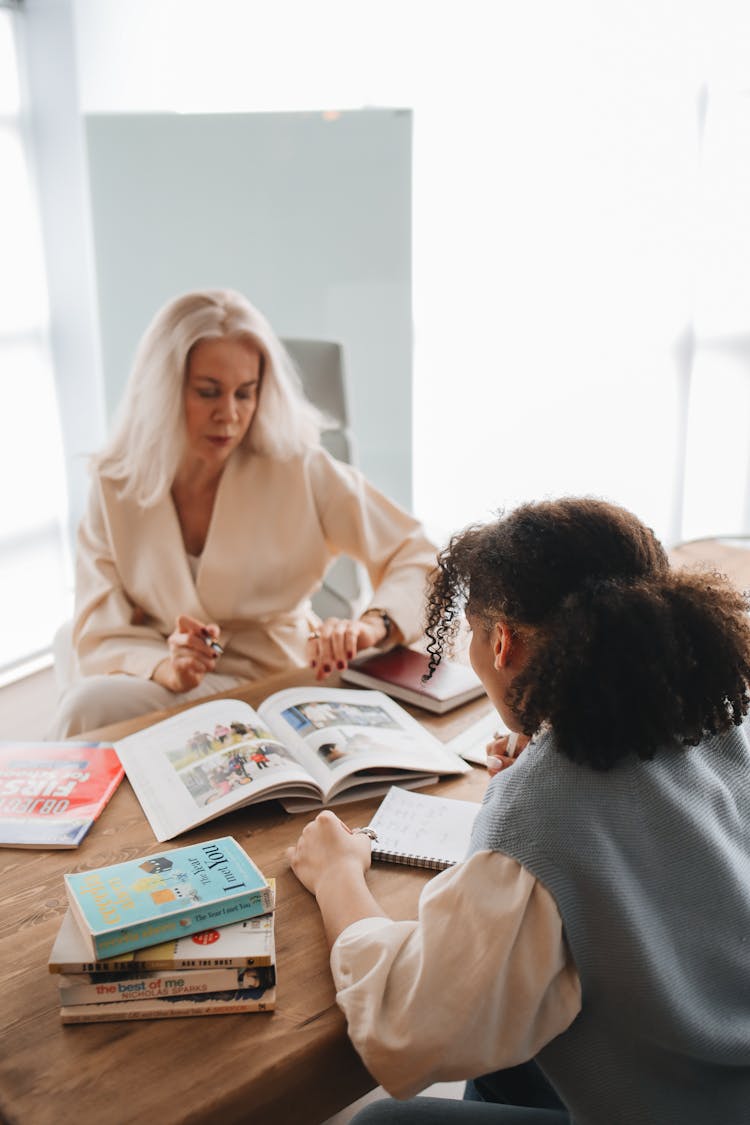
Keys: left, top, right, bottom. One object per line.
{"left": 309, "top": 631, "right": 321, "bottom": 640}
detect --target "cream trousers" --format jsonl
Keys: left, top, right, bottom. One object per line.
{"left": 48, "top": 671, "right": 245, "bottom": 739}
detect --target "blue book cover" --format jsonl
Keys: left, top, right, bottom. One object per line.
{"left": 64, "top": 836, "right": 272, "bottom": 959}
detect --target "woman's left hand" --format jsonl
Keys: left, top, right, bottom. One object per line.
{"left": 307, "top": 615, "right": 386, "bottom": 681}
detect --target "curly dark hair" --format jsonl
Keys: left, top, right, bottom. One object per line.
{"left": 424, "top": 497, "right": 750, "bottom": 769}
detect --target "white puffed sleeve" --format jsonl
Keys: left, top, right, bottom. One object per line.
{"left": 330, "top": 850, "right": 581, "bottom": 1099}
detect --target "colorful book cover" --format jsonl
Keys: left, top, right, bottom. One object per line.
{"left": 48, "top": 896, "right": 275, "bottom": 973}
{"left": 59, "top": 983, "right": 276, "bottom": 1022}
{"left": 64, "top": 836, "right": 273, "bottom": 959}
{"left": 0, "top": 741, "right": 124, "bottom": 849}
{"left": 57, "top": 962, "right": 275, "bottom": 1006}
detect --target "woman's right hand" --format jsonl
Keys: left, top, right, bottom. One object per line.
{"left": 486, "top": 732, "right": 530, "bottom": 777}
{"left": 151, "top": 615, "right": 222, "bottom": 693}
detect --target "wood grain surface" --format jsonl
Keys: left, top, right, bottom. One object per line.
{"left": 0, "top": 668, "right": 492, "bottom": 1125}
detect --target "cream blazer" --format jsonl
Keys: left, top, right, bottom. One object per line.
{"left": 73, "top": 446, "right": 437, "bottom": 682}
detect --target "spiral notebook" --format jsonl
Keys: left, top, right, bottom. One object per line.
{"left": 366, "top": 786, "right": 481, "bottom": 871}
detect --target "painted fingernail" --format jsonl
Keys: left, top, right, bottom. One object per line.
{"left": 323, "top": 664, "right": 331, "bottom": 674}
{"left": 337, "top": 660, "right": 345, "bottom": 670}
{"left": 347, "top": 651, "right": 354, "bottom": 659}
{"left": 311, "top": 661, "right": 317, "bottom": 668}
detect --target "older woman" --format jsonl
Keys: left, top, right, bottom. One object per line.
{"left": 51, "top": 289, "right": 435, "bottom": 737}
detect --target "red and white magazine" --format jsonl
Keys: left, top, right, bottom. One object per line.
{"left": 0, "top": 741, "right": 124, "bottom": 848}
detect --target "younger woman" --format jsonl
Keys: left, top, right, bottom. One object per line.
{"left": 288, "top": 497, "right": 750, "bottom": 1125}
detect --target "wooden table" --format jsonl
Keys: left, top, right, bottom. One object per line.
{"left": 0, "top": 669, "right": 492, "bottom": 1125}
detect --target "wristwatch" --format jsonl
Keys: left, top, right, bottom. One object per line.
{"left": 361, "top": 607, "right": 393, "bottom": 644}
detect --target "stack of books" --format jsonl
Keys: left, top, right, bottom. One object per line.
{"left": 49, "top": 835, "right": 276, "bottom": 1023}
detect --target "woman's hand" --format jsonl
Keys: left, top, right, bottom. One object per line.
{"left": 287, "top": 811, "right": 386, "bottom": 947}
{"left": 485, "top": 731, "right": 530, "bottom": 777}
{"left": 287, "top": 810, "right": 372, "bottom": 897}
{"left": 151, "top": 614, "right": 222, "bottom": 693}
{"left": 306, "top": 614, "right": 390, "bottom": 681}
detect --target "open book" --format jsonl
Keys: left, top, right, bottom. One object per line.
{"left": 114, "top": 687, "right": 470, "bottom": 842}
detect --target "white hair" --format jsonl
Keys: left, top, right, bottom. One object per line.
{"left": 93, "top": 289, "right": 324, "bottom": 506}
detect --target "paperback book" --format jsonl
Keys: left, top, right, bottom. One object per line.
{"left": 49, "top": 902, "right": 275, "bottom": 973}
{"left": 113, "top": 686, "right": 469, "bottom": 841}
{"left": 64, "top": 835, "right": 273, "bottom": 959}
{"left": 0, "top": 741, "right": 124, "bottom": 848}
{"left": 50, "top": 880, "right": 277, "bottom": 1023}
{"left": 59, "top": 982, "right": 276, "bottom": 1023}
{"left": 341, "top": 646, "right": 486, "bottom": 714}
{"left": 56, "top": 962, "right": 275, "bottom": 1006}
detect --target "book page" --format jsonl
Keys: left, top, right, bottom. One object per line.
{"left": 367, "top": 786, "right": 481, "bottom": 867}
{"left": 445, "top": 709, "right": 506, "bottom": 766}
{"left": 258, "top": 686, "right": 470, "bottom": 801}
{"left": 114, "top": 699, "right": 320, "bottom": 841}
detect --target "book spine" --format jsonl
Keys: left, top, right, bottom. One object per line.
{"left": 91, "top": 886, "right": 274, "bottom": 959}
{"left": 51, "top": 953, "right": 275, "bottom": 973}
{"left": 160, "top": 952, "right": 273, "bottom": 970}
{"left": 60, "top": 990, "right": 276, "bottom": 1023}
{"left": 58, "top": 965, "right": 275, "bottom": 1005}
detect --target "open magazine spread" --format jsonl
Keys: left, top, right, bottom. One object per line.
{"left": 114, "top": 687, "right": 470, "bottom": 841}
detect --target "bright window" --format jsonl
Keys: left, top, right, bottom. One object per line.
{"left": 0, "top": 7, "right": 71, "bottom": 674}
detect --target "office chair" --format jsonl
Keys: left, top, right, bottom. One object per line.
{"left": 282, "top": 337, "right": 369, "bottom": 619}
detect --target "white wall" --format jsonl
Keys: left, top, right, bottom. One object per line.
{"left": 85, "top": 109, "right": 413, "bottom": 507}
{"left": 71, "top": 0, "right": 750, "bottom": 548}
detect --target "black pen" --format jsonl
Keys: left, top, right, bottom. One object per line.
{"left": 201, "top": 630, "right": 224, "bottom": 657}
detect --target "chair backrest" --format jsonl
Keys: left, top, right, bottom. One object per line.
{"left": 281, "top": 338, "right": 369, "bottom": 619}
{"left": 283, "top": 338, "right": 357, "bottom": 467}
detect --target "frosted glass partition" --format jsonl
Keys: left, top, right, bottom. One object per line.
{"left": 85, "top": 108, "right": 413, "bottom": 509}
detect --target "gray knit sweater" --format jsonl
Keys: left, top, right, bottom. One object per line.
{"left": 469, "top": 722, "right": 750, "bottom": 1125}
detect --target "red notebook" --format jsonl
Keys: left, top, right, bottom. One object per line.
{"left": 0, "top": 742, "right": 124, "bottom": 849}
{"left": 340, "top": 646, "right": 485, "bottom": 714}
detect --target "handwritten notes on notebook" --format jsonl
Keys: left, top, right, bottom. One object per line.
{"left": 367, "top": 786, "right": 481, "bottom": 871}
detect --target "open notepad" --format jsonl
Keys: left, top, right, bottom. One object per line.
{"left": 366, "top": 786, "right": 481, "bottom": 871}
